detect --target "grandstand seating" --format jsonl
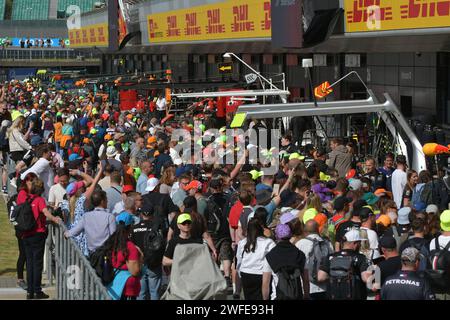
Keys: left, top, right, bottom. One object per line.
{"left": 0, "top": 0, "right": 5, "bottom": 20}
{"left": 57, "top": 0, "right": 97, "bottom": 16}
{"left": 10, "top": 0, "right": 98, "bottom": 20}
{"left": 12, "top": 0, "right": 50, "bottom": 20}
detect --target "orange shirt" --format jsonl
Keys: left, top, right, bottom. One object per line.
{"left": 54, "top": 122, "right": 63, "bottom": 143}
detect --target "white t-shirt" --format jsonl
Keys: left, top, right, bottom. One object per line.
{"left": 296, "top": 234, "right": 334, "bottom": 294}
{"left": 391, "top": 169, "right": 407, "bottom": 209}
{"left": 237, "top": 237, "right": 276, "bottom": 276}
{"left": 21, "top": 157, "right": 53, "bottom": 199}
{"left": 360, "top": 227, "right": 381, "bottom": 262}
{"left": 262, "top": 258, "right": 279, "bottom": 300}
{"left": 429, "top": 235, "right": 450, "bottom": 251}
{"left": 156, "top": 98, "right": 167, "bottom": 111}
{"left": 48, "top": 183, "right": 66, "bottom": 208}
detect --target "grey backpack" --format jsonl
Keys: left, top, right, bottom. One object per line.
{"left": 304, "top": 237, "right": 332, "bottom": 284}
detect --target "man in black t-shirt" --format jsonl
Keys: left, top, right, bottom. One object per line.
{"left": 381, "top": 247, "right": 435, "bottom": 300}
{"left": 131, "top": 203, "right": 165, "bottom": 300}
{"left": 363, "top": 157, "right": 386, "bottom": 191}
{"left": 377, "top": 236, "right": 402, "bottom": 287}
{"left": 319, "top": 229, "right": 371, "bottom": 300}
{"left": 263, "top": 224, "right": 309, "bottom": 300}
{"left": 204, "top": 177, "right": 233, "bottom": 286}
{"left": 141, "top": 187, "right": 179, "bottom": 237}
{"left": 399, "top": 218, "right": 429, "bottom": 255}
{"left": 335, "top": 207, "right": 362, "bottom": 251}
{"left": 162, "top": 214, "right": 203, "bottom": 266}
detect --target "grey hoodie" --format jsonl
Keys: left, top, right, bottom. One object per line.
{"left": 327, "top": 145, "right": 352, "bottom": 178}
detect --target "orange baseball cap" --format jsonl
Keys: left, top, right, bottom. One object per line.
{"left": 376, "top": 214, "right": 391, "bottom": 227}
{"left": 313, "top": 213, "right": 328, "bottom": 234}
{"left": 183, "top": 180, "right": 202, "bottom": 191}
{"left": 104, "top": 134, "right": 112, "bottom": 141}
{"left": 374, "top": 188, "right": 392, "bottom": 198}
{"left": 147, "top": 136, "right": 157, "bottom": 144}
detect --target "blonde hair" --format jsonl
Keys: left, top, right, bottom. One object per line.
{"left": 69, "top": 194, "right": 81, "bottom": 224}
{"left": 7, "top": 116, "right": 25, "bottom": 138}
{"left": 307, "top": 194, "right": 322, "bottom": 213}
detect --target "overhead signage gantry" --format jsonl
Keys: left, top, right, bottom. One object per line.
{"left": 232, "top": 91, "right": 426, "bottom": 173}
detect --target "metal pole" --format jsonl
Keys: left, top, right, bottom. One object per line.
{"left": 225, "top": 52, "right": 279, "bottom": 90}
{"left": 306, "top": 66, "right": 328, "bottom": 140}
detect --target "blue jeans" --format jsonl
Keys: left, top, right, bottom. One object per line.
{"left": 55, "top": 142, "right": 63, "bottom": 157}
{"left": 138, "top": 266, "right": 162, "bottom": 300}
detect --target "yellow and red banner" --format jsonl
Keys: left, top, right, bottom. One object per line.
{"left": 147, "top": 0, "right": 271, "bottom": 44}
{"left": 345, "top": 0, "right": 450, "bottom": 33}
{"left": 69, "top": 23, "right": 109, "bottom": 48}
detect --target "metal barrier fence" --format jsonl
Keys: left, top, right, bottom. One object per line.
{"left": 46, "top": 223, "right": 111, "bottom": 300}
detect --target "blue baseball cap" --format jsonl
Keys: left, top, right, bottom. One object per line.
{"left": 116, "top": 212, "right": 135, "bottom": 226}
{"left": 69, "top": 153, "right": 82, "bottom": 162}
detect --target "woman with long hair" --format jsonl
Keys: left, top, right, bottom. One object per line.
{"left": 107, "top": 217, "right": 142, "bottom": 300}
{"left": 159, "top": 165, "right": 176, "bottom": 195}
{"left": 402, "top": 170, "right": 418, "bottom": 208}
{"left": 236, "top": 218, "right": 275, "bottom": 300}
{"left": 253, "top": 207, "right": 273, "bottom": 239}
{"left": 7, "top": 116, "right": 32, "bottom": 181}
{"left": 14, "top": 173, "right": 38, "bottom": 290}
{"left": 18, "top": 178, "right": 62, "bottom": 299}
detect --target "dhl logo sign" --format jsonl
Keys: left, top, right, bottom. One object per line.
{"left": 147, "top": 0, "right": 271, "bottom": 44}
{"left": 345, "top": 0, "right": 450, "bottom": 32}
{"left": 314, "top": 82, "right": 333, "bottom": 99}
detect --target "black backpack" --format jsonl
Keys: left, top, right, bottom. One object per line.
{"left": 402, "top": 238, "right": 430, "bottom": 272}
{"left": 275, "top": 266, "right": 303, "bottom": 300}
{"left": 89, "top": 239, "right": 120, "bottom": 286}
{"left": 328, "top": 254, "right": 357, "bottom": 300}
{"left": 11, "top": 196, "right": 37, "bottom": 233}
{"left": 424, "top": 238, "right": 450, "bottom": 294}
{"left": 205, "top": 196, "right": 222, "bottom": 237}
{"left": 143, "top": 222, "right": 166, "bottom": 269}
{"left": 421, "top": 179, "right": 449, "bottom": 211}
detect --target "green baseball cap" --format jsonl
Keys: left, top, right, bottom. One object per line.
{"left": 177, "top": 214, "right": 192, "bottom": 225}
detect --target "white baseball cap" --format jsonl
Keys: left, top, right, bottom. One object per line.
{"left": 145, "top": 178, "right": 159, "bottom": 192}
{"left": 106, "top": 146, "right": 117, "bottom": 158}
{"left": 344, "top": 229, "right": 366, "bottom": 242}
{"left": 348, "top": 178, "right": 362, "bottom": 191}
{"left": 426, "top": 204, "right": 439, "bottom": 214}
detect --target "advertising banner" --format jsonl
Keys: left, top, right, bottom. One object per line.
{"left": 345, "top": 0, "right": 450, "bottom": 33}
{"left": 147, "top": 0, "right": 272, "bottom": 44}
{"left": 68, "top": 23, "right": 109, "bottom": 48}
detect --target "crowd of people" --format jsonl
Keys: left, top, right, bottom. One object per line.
{"left": 0, "top": 79, "right": 449, "bottom": 301}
